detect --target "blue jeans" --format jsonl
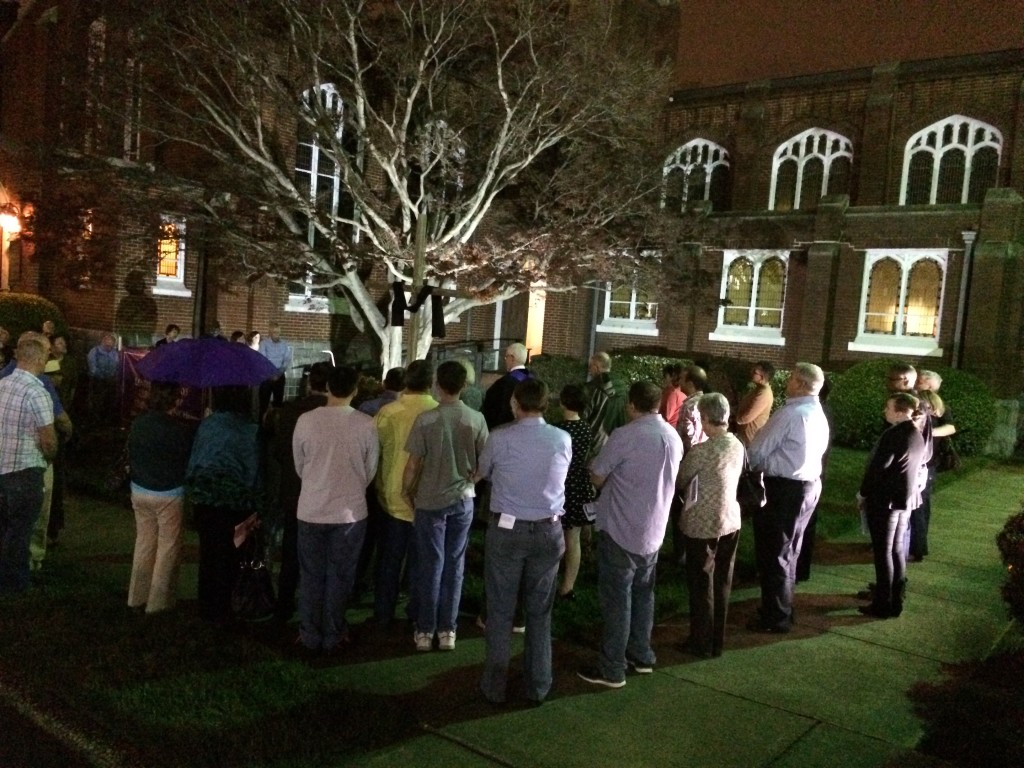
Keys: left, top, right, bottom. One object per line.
{"left": 0, "top": 468, "right": 45, "bottom": 595}
{"left": 298, "top": 518, "right": 367, "bottom": 650}
{"left": 597, "top": 533, "right": 659, "bottom": 683}
{"left": 414, "top": 499, "right": 474, "bottom": 635}
{"left": 480, "top": 517, "right": 564, "bottom": 703}
{"left": 374, "top": 514, "right": 418, "bottom": 625}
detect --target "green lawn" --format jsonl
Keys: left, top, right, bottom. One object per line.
{"left": 0, "top": 446, "right": 1009, "bottom": 767}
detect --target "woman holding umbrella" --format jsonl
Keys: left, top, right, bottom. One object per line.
{"left": 186, "top": 386, "right": 262, "bottom": 624}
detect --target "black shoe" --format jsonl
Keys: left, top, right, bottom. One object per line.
{"left": 857, "top": 604, "right": 891, "bottom": 619}
{"left": 577, "top": 666, "right": 626, "bottom": 688}
{"left": 557, "top": 590, "right": 576, "bottom": 601}
{"left": 745, "top": 618, "right": 790, "bottom": 634}
{"left": 676, "top": 640, "right": 713, "bottom": 659}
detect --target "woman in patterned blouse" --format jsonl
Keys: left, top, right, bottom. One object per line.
{"left": 676, "top": 393, "right": 745, "bottom": 658}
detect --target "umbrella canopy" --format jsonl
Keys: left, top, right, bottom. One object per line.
{"left": 136, "top": 337, "right": 280, "bottom": 388}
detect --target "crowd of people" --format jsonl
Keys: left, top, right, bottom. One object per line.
{"left": 0, "top": 326, "right": 955, "bottom": 706}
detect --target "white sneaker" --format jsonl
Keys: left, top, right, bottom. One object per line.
{"left": 437, "top": 631, "right": 456, "bottom": 651}
{"left": 414, "top": 631, "right": 433, "bottom": 652}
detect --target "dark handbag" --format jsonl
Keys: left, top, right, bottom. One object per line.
{"left": 737, "top": 450, "right": 765, "bottom": 509}
{"left": 232, "top": 530, "right": 276, "bottom": 622}
{"left": 935, "top": 438, "right": 962, "bottom": 473}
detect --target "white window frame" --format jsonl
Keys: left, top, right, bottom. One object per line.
{"left": 847, "top": 248, "right": 947, "bottom": 357}
{"left": 898, "top": 115, "right": 1003, "bottom": 205}
{"left": 595, "top": 282, "right": 659, "bottom": 337}
{"left": 768, "top": 128, "right": 853, "bottom": 210}
{"left": 153, "top": 215, "right": 191, "bottom": 298}
{"left": 288, "top": 83, "right": 344, "bottom": 314}
{"left": 661, "top": 138, "right": 730, "bottom": 211}
{"left": 709, "top": 249, "right": 788, "bottom": 346}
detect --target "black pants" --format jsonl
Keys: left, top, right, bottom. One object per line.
{"left": 194, "top": 504, "right": 250, "bottom": 622}
{"left": 753, "top": 476, "right": 820, "bottom": 630}
{"left": 908, "top": 467, "right": 934, "bottom": 560}
{"left": 867, "top": 506, "right": 910, "bottom": 615}
{"left": 275, "top": 495, "right": 300, "bottom": 620}
{"left": 684, "top": 530, "right": 739, "bottom": 655}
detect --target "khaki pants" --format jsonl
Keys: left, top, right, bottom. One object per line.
{"left": 128, "top": 492, "right": 184, "bottom": 613}
{"left": 28, "top": 465, "right": 54, "bottom": 569}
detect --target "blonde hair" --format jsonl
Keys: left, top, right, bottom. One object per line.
{"left": 916, "top": 388, "right": 945, "bottom": 418}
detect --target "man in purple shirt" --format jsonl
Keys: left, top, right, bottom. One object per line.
{"left": 477, "top": 378, "right": 571, "bottom": 705}
{"left": 578, "top": 381, "right": 683, "bottom": 688}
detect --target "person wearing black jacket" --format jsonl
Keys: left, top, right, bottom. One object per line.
{"left": 481, "top": 343, "right": 532, "bottom": 430}
{"left": 857, "top": 392, "right": 926, "bottom": 619}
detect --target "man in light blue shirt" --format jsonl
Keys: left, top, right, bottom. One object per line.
{"left": 258, "top": 323, "right": 293, "bottom": 411}
{"left": 746, "top": 362, "right": 830, "bottom": 634}
{"left": 477, "top": 378, "right": 570, "bottom": 705}
{"left": 577, "top": 381, "right": 683, "bottom": 688}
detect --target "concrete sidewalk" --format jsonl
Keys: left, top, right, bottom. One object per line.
{"left": 342, "top": 463, "right": 1015, "bottom": 768}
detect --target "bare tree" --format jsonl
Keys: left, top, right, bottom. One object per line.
{"left": 128, "top": 0, "right": 670, "bottom": 367}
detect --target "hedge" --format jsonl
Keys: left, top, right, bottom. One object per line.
{"left": 827, "top": 359, "right": 995, "bottom": 456}
{"left": 0, "top": 292, "right": 67, "bottom": 339}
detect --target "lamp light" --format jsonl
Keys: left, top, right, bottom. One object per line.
{"left": 0, "top": 202, "right": 20, "bottom": 233}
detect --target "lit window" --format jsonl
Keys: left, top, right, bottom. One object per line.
{"left": 900, "top": 115, "right": 1002, "bottom": 205}
{"left": 595, "top": 282, "right": 658, "bottom": 337}
{"left": 769, "top": 128, "right": 852, "bottom": 211}
{"left": 848, "top": 249, "right": 947, "bottom": 357}
{"left": 153, "top": 216, "right": 191, "bottom": 297}
{"left": 662, "top": 139, "right": 730, "bottom": 212}
{"left": 709, "top": 250, "right": 788, "bottom": 346}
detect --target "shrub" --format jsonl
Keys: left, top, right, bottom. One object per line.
{"left": 828, "top": 360, "right": 996, "bottom": 455}
{"left": 996, "top": 508, "right": 1024, "bottom": 623}
{"left": 0, "top": 292, "right": 66, "bottom": 338}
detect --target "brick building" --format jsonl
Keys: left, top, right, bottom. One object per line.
{"left": 532, "top": 3, "right": 1024, "bottom": 413}
{"left": 1, "top": 0, "right": 1023, "bottom": 406}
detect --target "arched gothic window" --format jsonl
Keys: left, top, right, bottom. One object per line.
{"left": 848, "top": 249, "right": 947, "bottom": 357}
{"left": 769, "top": 128, "right": 853, "bottom": 211}
{"left": 662, "top": 139, "right": 731, "bottom": 212}
{"left": 900, "top": 115, "right": 1001, "bottom": 205}
{"left": 709, "top": 250, "right": 788, "bottom": 346}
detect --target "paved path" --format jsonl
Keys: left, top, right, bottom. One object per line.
{"left": 342, "top": 463, "right": 1014, "bottom": 767}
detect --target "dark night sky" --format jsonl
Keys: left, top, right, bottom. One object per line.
{"left": 674, "top": 0, "right": 1024, "bottom": 88}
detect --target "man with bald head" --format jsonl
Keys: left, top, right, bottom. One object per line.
{"left": 0, "top": 335, "right": 58, "bottom": 594}
{"left": 582, "top": 351, "right": 627, "bottom": 459}
{"left": 481, "top": 342, "right": 532, "bottom": 430}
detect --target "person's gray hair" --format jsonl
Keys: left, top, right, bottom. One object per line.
{"left": 791, "top": 362, "right": 825, "bottom": 395}
{"left": 505, "top": 343, "right": 528, "bottom": 366}
{"left": 918, "top": 369, "right": 942, "bottom": 389}
{"left": 16, "top": 335, "right": 48, "bottom": 364}
{"left": 697, "top": 392, "right": 730, "bottom": 427}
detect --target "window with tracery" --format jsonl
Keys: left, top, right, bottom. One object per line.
{"left": 289, "top": 84, "right": 350, "bottom": 312}
{"left": 848, "top": 249, "right": 947, "bottom": 356}
{"left": 900, "top": 115, "right": 1001, "bottom": 205}
{"left": 662, "top": 139, "right": 731, "bottom": 212}
{"left": 709, "top": 250, "right": 788, "bottom": 346}
{"left": 769, "top": 128, "right": 852, "bottom": 211}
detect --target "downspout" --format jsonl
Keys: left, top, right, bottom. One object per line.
{"left": 951, "top": 229, "right": 976, "bottom": 369}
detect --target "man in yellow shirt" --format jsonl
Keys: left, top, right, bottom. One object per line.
{"left": 373, "top": 360, "right": 437, "bottom": 629}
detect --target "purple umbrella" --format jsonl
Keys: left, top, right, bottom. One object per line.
{"left": 136, "top": 337, "right": 280, "bottom": 388}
